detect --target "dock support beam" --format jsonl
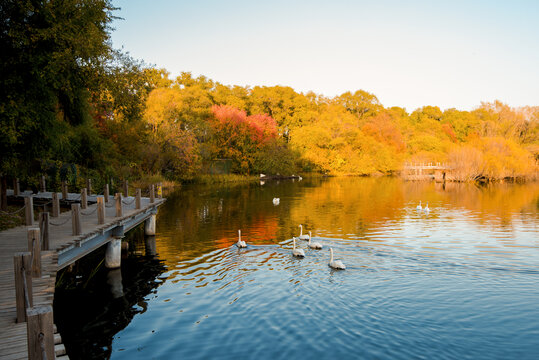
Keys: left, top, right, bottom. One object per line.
{"left": 105, "top": 237, "right": 122, "bottom": 269}
{"left": 145, "top": 214, "right": 156, "bottom": 236}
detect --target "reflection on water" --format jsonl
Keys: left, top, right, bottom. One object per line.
{"left": 55, "top": 178, "right": 539, "bottom": 359}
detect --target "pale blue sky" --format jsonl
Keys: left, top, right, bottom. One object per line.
{"left": 110, "top": 0, "right": 539, "bottom": 111}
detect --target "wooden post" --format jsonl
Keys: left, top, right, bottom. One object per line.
{"left": 39, "top": 175, "right": 46, "bottom": 193}
{"left": 149, "top": 184, "right": 155, "bottom": 203}
{"left": 72, "top": 203, "right": 81, "bottom": 236}
{"left": 81, "top": 188, "right": 87, "bottom": 209}
{"left": 14, "top": 252, "right": 33, "bottom": 323}
{"left": 1, "top": 175, "right": 7, "bottom": 211}
{"left": 51, "top": 193, "right": 59, "bottom": 217}
{"left": 27, "top": 228, "right": 41, "bottom": 277}
{"left": 97, "top": 196, "right": 105, "bottom": 225}
{"left": 25, "top": 196, "right": 34, "bottom": 226}
{"left": 86, "top": 178, "right": 92, "bottom": 195}
{"left": 61, "top": 181, "right": 68, "bottom": 200}
{"left": 123, "top": 180, "right": 129, "bottom": 197}
{"left": 135, "top": 188, "right": 141, "bottom": 209}
{"left": 104, "top": 184, "right": 109, "bottom": 203}
{"left": 14, "top": 178, "right": 20, "bottom": 196}
{"left": 39, "top": 213, "right": 49, "bottom": 251}
{"left": 26, "top": 305, "right": 54, "bottom": 360}
{"left": 115, "top": 193, "right": 122, "bottom": 217}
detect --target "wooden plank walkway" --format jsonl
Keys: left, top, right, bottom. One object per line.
{"left": 0, "top": 193, "right": 165, "bottom": 359}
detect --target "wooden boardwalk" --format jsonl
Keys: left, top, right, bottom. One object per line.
{"left": 0, "top": 192, "right": 165, "bottom": 359}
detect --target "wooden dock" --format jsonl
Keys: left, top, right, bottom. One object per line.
{"left": 402, "top": 162, "right": 450, "bottom": 181}
{"left": 0, "top": 190, "right": 165, "bottom": 359}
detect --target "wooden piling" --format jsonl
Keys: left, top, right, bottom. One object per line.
{"left": 149, "top": 184, "right": 155, "bottom": 203}
{"left": 104, "top": 183, "right": 109, "bottom": 203}
{"left": 1, "top": 175, "right": 7, "bottom": 211}
{"left": 81, "top": 188, "right": 87, "bottom": 209}
{"left": 25, "top": 196, "right": 34, "bottom": 226}
{"left": 51, "top": 193, "right": 59, "bottom": 217}
{"left": 97, "top": 196, "right": 105, "bottom": 225}
{"left": 14, "top": 178, "right": 20, "bottom": 196}
{"left": 27, "top": 228, "right": 41, "bottom": 277}
{"left": 86, "top": 178, "right": 92, "bottom": 195}
{"left": 115, "top": 193, "right": 123, "bottom": 217}
{"left": 14, "top": 252, "right": 33, "bottom": 323}
{"left": 39, "top": 175, "right": 46, "bottom": 193}
{"left": 61, "top": 181, "right": 67, "bottom": 200}
{"left": 123, "top": 180, "right": 129, "bottom": 197}
{"left": 39, "top": 212, "right": 49, "bottom": 251}
{"left": 72, "top": 203, "right": 81, "bottom": 236}
{"left": 26, "top": 305, "right": 55, "bottom": 360}
{"left": 136, "top": 188, "right": 141, "bottom": 209}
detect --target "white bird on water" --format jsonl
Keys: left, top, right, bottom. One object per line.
{"left": 298, "top": 224, "right": 309, "bottom": 240}
{"left": 236, "top": 229, "right": 247, "bottom": 248}
{"left": 416, "top": 201, "right": 422, "bottom": 210}
{"left": 423, "top": 202, "right": 430, "bottom": 212}
{"left": 328, "top": 248, "right": 345, "bottom": 270}
{"left": 273, "top": 198, "right": 280, "bottom": 205}
{"left": 292, "top": 237, "right": 305, "bottom": 257}
{"left": 308, "top": 231, "right": 323, "bottom": 250}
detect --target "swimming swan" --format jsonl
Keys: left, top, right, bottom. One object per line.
{"left": 236, "top": 229, "right": 247, "bottom": 248}
{"left": 298, "top": 224, "right": 309, "bottom": 240}
{"left": 423, "top": 202, "right": 430, "bottom": 212}
{"left": 292, "top": 237, "right": 305, "bottom": 257}
{"left": 308, "top": 231, "right": 322, "bottom": 249}
{"left": 416, "top": 201, "right": 422, "bottom": 210}
{"left": 273, "top": 198, "right": 280, "bottom": 205}
{"left": 329, "top": 248, "right": 345, "bottom": 269}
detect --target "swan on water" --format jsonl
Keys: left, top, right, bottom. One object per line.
{"left": 308, "top": 231, "right": 322, "bottom": 249}
{"left": 423, "top": 202, "right": 430, "bottom": 212}
{"left": 416, "top": 201, "right": 422, "bottom": 210}
{"left": 329, "top": 248, "right": 345, "bottom": 270}
{"left": 292, "top": 237, "right": 305, "bottom": 257}
{"left": 298, "top": 224, "right": 309, "bottom": 240}
{"left": 273, "top": 198, "right": 280, "bottom": 205}
{"left": 236, "top": 229, "right": 247, "bottom": 248}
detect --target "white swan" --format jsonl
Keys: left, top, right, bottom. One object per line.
{"left": 416, "top": 201, "right": 422, "bottom": 210}
{"left": 298, "top": 224, "right": 309, "bottom": 240}
{"left": 292, "top": 237, "right": 305, "bottom": 257}
{"left": 423, "top": 202, "right": 430, "bottom": 212}
{"left": 329, "top": 248, "right": 345, "bottom": 270}
{"left": 273, "top": 198, "right": 280, "bottom": 205}
{"left": 236, "top": 229, "right": 247, "bottom": 248}
{"left": 308, "top": 231, "right": 322, "bottom": 249}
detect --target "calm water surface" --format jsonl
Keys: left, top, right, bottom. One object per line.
{"left": 54, "top": 177, "right": 539, "bottom": 359}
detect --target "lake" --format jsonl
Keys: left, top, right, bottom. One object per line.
{"left": 53, "top": 177, "right": 539, "bottom": 359}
